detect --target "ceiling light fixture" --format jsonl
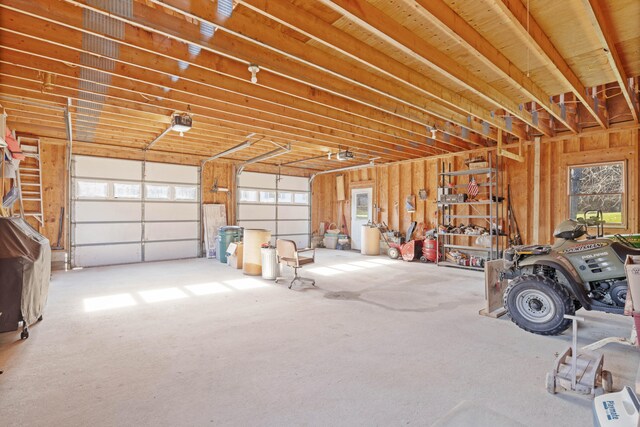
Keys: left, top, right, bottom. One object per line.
{"left": 248, "top": 64, "right": 260, "bottom": 84}
{"left": 427, "top": 125, "right": 437, "bottom": 139}
{"left": 171, "top": 112, "right": 193, "bottom": 137}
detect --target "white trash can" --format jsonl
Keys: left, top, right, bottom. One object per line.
{"left": 261, "top": 247, "right": 278, "bottom": 280}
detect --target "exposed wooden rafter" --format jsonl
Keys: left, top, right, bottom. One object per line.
{"left": 316, "top": 0, "right": 548, "bottom": 137}
{"left": 56, "top": 0, "right": 473, "bottom": 152}
{"left": 492, "top": 0, "right": 609, "bottom": 129}
{"left": 0, "top": 0, "right": 637, "bottom": 171}
{"left": 583, "top": 0, "right": 639, "bottom": 123}
{"left": 413, "top": 0, "right": 576, "bottom": 134}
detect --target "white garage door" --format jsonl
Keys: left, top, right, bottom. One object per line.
{"left": 237, "top": 172, "right": 310, "bottom": 248}
{"left": 72, "top": 155, "right": 200, "bottom": 267}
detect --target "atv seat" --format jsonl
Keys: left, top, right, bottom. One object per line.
{"left": 610, "top": 242, "right": 640, "bottom": 262}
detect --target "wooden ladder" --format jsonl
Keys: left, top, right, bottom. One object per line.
{"left": 16, "top": 137, "right": 44, "bottom": 227}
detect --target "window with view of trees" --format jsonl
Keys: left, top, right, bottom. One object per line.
{"left": 568, "top": 162, "right": 624, "bottom": 225}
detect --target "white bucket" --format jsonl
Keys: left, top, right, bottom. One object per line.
{"left": 324, "top": 234, "right": 338, "bottom": 249}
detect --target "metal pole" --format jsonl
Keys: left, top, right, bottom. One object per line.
{"left": 65, "top": 98, "right": 73, "bottom": 270}
{"left": 197, "top": 164, "right": 203, "bottom": 257}
{"left": 309, "top": 161, "right": 375, "bottom": 184}
{"left": 141, "top": 160, "right": 146, "bottom": 262}
{"left": 564, "top": 314, "right": 584, "bottom": 390}
{"left": 572, "top": 318, "right": 577, "bottom": 389}
{"left": 144, "top": 125, "right": 172, "bottom": 151}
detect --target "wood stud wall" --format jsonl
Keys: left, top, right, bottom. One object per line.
{"left": 312, "top": 125, "right": 639, "bottom": 245}
{"left": 5, "top": 124, "right": 639, "bottom": 251}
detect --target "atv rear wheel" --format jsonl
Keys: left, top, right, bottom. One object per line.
{"left": 504, "top": 274, "right": 574, "bottom": 335}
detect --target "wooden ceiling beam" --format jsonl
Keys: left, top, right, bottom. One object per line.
{"left": 3, "top": 97, "right": 274, "bottom": 143}
{"left": 202, "top": 0, "right": 501, "bottom": 145}
{"left": 582, "top": 0, "right": 639, "bottom": 123}
{"left": 492, "top": 0, "right": 608, "bottom": 129}
{"left": 140, "top": 0, "right": 489, "bottom": 139}
{"left": 413, "top": 0, "right": 575, "bottom": 134}
{"left": 0, "top": 2, "right": 463, "bottom": 156}
{"left": 7, "top": 112, "right": 325, "bottom": 164}
{"left": 55, "top": 0, "right": 485, "bottom": 146}
{"left": 0, "top": 73, "right": 419, "bottom": 162}
{"left": 1, "top": 86, "right": 323, "bottom": 163}
{"left": 318, "top": 0, "right": 547, "bottom": 137}
{"left": 0, "top": 43, "right": 444, "bottom": 159}
{"left": 0, "top": 50, "right": 441, "bottom": 160}
{"left": 3, "top": 96, "right": 378, "bottom": 157}
{"left": 0, "top": 21, "right": 431, "bottom": 158}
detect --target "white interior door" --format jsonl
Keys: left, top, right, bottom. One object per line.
{"left": 351, "top": 188, "right": 372, "bottom": 250}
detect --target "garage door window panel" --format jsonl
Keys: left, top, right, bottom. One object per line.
{"left": 77, "top": 181, "right": 109, "bottom": 199}
{"left": 568, "top": 162, "right": 625, "bottom": 226}
{"left": 294, "top": 193, "right": 309, "bottom": 204}
{"left": 239, "top": 189, "right": 258, "bottom": 202}
{"left": 260, "top": 191, "right": 276, "bottom": 203}
{"left": 113, "top": 182, "right": 141, "bottom": 199}
{"left": 278, "top": 192, "right": 293, "bottom": 204}
{"left": 175, "top": 185, "right": 197, "bottom": 201}
{"left": 146, "top": 184, "right": 171, "bottom": 200}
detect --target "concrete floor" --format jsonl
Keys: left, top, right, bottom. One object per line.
{"left": 0, "top": 249, "right": 638, "bottom": 426}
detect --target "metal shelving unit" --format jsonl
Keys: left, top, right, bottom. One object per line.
{"left": 436, "top": 155, "right": 505, "bottom": 271}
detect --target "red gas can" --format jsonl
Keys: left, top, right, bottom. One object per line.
{"left": 421, "top": 237, "right": 439, "bottom": 263}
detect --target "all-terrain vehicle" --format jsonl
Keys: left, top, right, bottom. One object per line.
{"left": 502, "top": 214, "right": 640, "bottom": 335}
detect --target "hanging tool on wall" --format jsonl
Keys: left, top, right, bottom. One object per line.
{"left": 51, "top": 207, "right": 64, "bottom": 250}
{"left": 507, "top": 184, "right": 522, "bottom": 246}
{"left": 341, "top": 209, "right": 349, "bottom": 237}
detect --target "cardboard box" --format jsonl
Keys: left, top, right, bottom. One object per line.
{"left": 226, "top": 242, "right": 243, "bottom": 269}
{"left": 468, "top": 161, "right": 488, "bottom": 169}
{"left": 625, "top": 255, "right": 640, "bottom": 311}
{"left": 440, "top": 193, "right": 467, "bottom": 203}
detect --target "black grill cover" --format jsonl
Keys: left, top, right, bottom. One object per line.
{"left": 0, "top": 216, "right": 51, "bottom": 333}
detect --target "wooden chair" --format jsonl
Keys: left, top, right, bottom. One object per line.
{"left": 275, "top": 239, "right": 316, "bottom": 289}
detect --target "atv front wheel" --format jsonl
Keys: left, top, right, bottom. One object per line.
{"left": 504, "top": 274, "right": 574, "bottom": 335}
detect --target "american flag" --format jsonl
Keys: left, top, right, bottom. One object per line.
{"left": 467, "top": 176, "right": 479, "bottom": 199}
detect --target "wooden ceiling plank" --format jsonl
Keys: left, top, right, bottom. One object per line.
{"left": 54, "top": 0, "right": 481, "bottom": 147}
{"left": 317, "top": 0, "right": 548, "bottom": 136}
{"left": 0, "top": 1, "right": 460, "bottom": 156}
{"left": 0, "top": 45, "right": 443, "bottom": 159}
{"left": 583, "top": 0, "right": 639, "bottom": 123}
{"left": 0, "top": 75, "right": 421, "bottom": 162}
{"left": 2, "top": 86, "right": 331, "bottom": 162}
{"left": 138, "top": 0, "right": 490, "bottom": 140}
{"left": 225, "top": 0, "right": 501, "bottom": 146}
{"left": 413, "top": 0, "right": 577, "bottom": 134}
{"left": 0, "top": 51, "right": 438, "bottom": 160}
{"left": 492, "top": 0, "right": 608, "bottom": 129}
